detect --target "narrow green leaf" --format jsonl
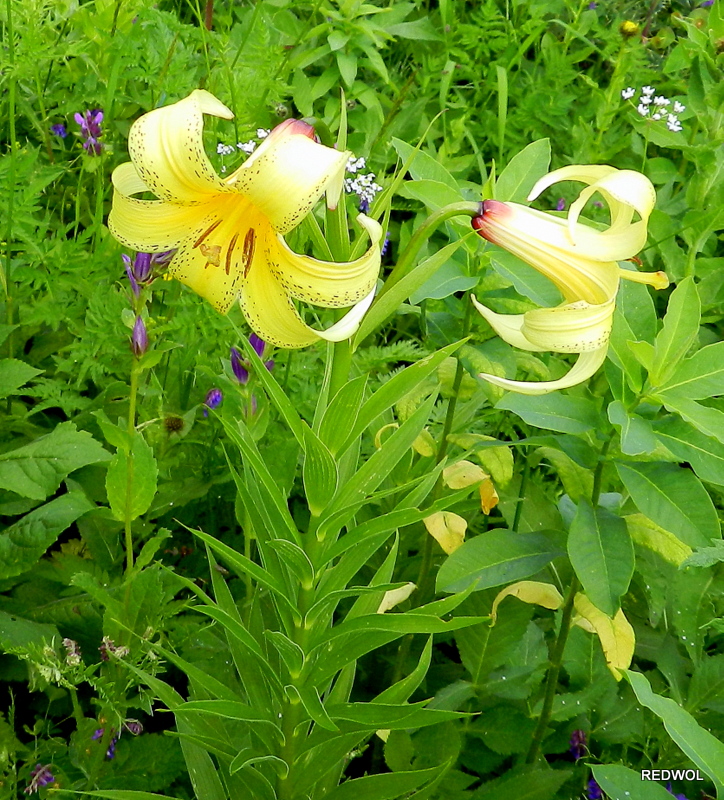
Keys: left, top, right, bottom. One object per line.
{"left": 265, "top": 631, "right": 305, "bottom": 678}
{"left": 302, "top": 427, "right": 338, "bottom": 516}
{"left": 615, "top": 461, "right": 719, "bottom": 548}
{"left": 626, "top": 670, "right": 724, "bottom": 794}
{"left": 55, "top": 792, "right": 183, "bottom": 800}
{"left": 319, "top": 375, "right": 368, "bottom": 455}
{"left": 390, "top": 138, "right": 459, "bottom": 189}
{"left": 436, "top": 531, "right": 563, "bottom": 594}
{"left": 0, "top": 493, "right": 94, "bottom": 579}
{"left": 568, "top": 499, "right": 634, "bottom": 617}
{"left": 651, "top": 276, "right": 701, "bottom": 386}
{"left": 286, "top": 684, "right": 339, "bottom": 731}
{"left": 267, "top": 539, "right": 315, "bottom": 588}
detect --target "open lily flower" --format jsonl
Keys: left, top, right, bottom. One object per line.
{"left": 471, "top": 165, "right": 668, "bottom": 394}
{"left": 108, "top": 90, "right": 382, "bottom": 348}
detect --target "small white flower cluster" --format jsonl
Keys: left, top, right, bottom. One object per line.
{"left": 344, "top": 156, "right": 382, "bottom": 211}
{"left": 622, "top": 86, "right": 686, "bottom": 132}
{"left": 216, "top": 129, "right": 272, "bottom": 171}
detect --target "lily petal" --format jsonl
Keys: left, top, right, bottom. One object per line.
{"left": 521, "top": 298, "right": 615, "bottom": 353}
{"left": 471, "top": 295, "right": 549, "bottom": 352}
{"left": 108, "top": 163, "right": 219, "bottom": 252}
{"left": 128, "top": 89, "right": 232, "bottom": 205}
{"left": 269, "top": 215, "right": 382, "bottom": 307}
{"left": 480, "top": 346, "right": 608, "bottom": 395}
{"left": 229, "top": 126, "right": 349, "bottom": 235}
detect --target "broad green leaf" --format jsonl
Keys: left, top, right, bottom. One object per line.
{"left": 436, "top": 531, "right": 563, "bottom": 594}
{"left": 0, "top": 422, "right": 110, "bottom": 500}
{"left": 661, "top": 395, "right": 724, "bottom": 446}
{"left": 657, "top": 340, "right": 724, "bottom": 400}
{"left": 391, "top": 139, "right": 459, "bottom": 190}
{"left": 650, "top": 276, "right": 701, "bottom": 386}
{"left": 471, "top": 764, "right": 571, "bottom": 800}
{"left": 626, "top": 670, "right": 724, "bottom": 794}
{"left": 592, "top": 764, "right": 674, "bottom": 800}
{"left": 495, "top": 138, "right": 551, "bottom": 203}
{"left": 106, "top": 432, "right": 157, "bottom": 522}
{"left": 0, "top": 492, "right": 94, "bottom": 579}
{"left": 353, "top": 240, "right": 465, "bottom": 347}
{"left": 399, "top": 179, "right": 465, "bottom": 212}
{"left": 607, "top": 400, "right": 658, "bottom": 456}
{"left": 654, "top": 416, "right": 724, "bottom": 485}
{"left": 568, "top": 499, "right": 634, "bottom": 617}
{"left": 408, "top": 258, "right": 477, "bottom": 303}
{"left": 0, "top": 358, "right": 42, "bottom": 399}
{"left": 625, "top": 514, "right": 692, "bottom": 566}
{"left": 496, "top": 393, "right": 599, "bottom": 434}
{"left": 0, "top": 610, "right": 59, "bottom": 651}
{"left": 490, "top": 251, "right": 561, "bottom": 307}
{"left": 322, "top": 764, "right": 444, "bottom": 800}
{"left": 615, "top": 461, "right": 719, "bottom": 548}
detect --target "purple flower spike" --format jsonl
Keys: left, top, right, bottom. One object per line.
{"left": 24, "top": 764, "right": 54, "bottom": 794}
{"left": 666, "top": 782, "right": 689, "bottom": 800}
{"left": 204, "top": 388, "right": 223, "bottom": 416}
{"left": 75, "top": 109, "right": 103, "bottom": 155}
{"left": 569, "top": 729, "right": 586, "bottom": 760}
{"left": 231, "top": 347, "right": 249, "bottom": 384}
{"left": 51, "top": 123, "right": 67, "bottom": 138}
{"left": 701, "top": 0, "right": 714, "bottom": 6}
{"left": 133, "top": 252, "right": 153, "bottom": 282}
{"left": 359, "top": 196, "right": 370, "bottom": 214}
{"left": 132, "top": 316, "right": 148, "bottom": 357}
{"left": 556, "top": 198, "right": 566, "bottom": 211}
{"left": 381, "top": 231, "right": 391, "bottom": 257}
{"left": 249, "top": 332, "right": 267, "bottom": 358}
{"left": 587, "top": 778, "right": 603, "bottom": 799}
{"left": 123, "top": 255, "right": 140, "bottom": 297}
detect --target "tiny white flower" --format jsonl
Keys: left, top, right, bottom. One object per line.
{"left": 642, "top": 85, "right": 655, "bottom": 95}
{"left": 652, "top": 112, "right": 662, "bottom": 120}
{"left": 637, "top": 104, "right": 650, "bottom": 116}
{"left": 640, "top": 95, "right": 652, "bottom": 105}
{"left": 621, "top": 87, "right": 635, "bottom": 100}
{"left": 238, "top": 140, "right": 256, "bottom": 154}
{"left": 653, "top": 96, "right": 670, "bottom": 106}
{"left": 667, "top": 119, "right": 683, "bottom": 132}
{"left": 257, "top": 128, "right": 270, "bottom": 139}
{"left": 673, "top": 101, "right": 686, "bottom": 113}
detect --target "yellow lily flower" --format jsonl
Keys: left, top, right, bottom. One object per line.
{"left": 108, "top": 90, "right": 382, "bottom": 348}
{"left": 471, "top": 165, "right": 668, "bottom": 394}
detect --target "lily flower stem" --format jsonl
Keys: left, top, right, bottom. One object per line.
{"left": 384, "top": 202, "right": 482, "bottom": 293}
{"left": 325, "top": 201, "right": 353, "bottom": 400}
{"left": 124, "top": 362, "right": 140, "bottom": 574}
{"left": 525, "top": 575, "right": 579, "bottom": 764}
{"left": 3, "top": 0, "right": 17, "bottom": 364}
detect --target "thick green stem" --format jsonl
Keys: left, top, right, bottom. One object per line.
{"left": 525, "top": 575, "right": 579, "bottom": 764}
{"left": 384, "top": 202, "right": 481, "bottom": 293}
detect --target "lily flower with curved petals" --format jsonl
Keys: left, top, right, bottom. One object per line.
{"left": 108, "top": 90, "right": 382, "bottom": 348}
{"left": 471, "top": 165, "right": 668, "bottom": 394}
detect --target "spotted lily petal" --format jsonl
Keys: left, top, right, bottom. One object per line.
{"left": 128, "top": 89, "right": 233, "bottom": 204}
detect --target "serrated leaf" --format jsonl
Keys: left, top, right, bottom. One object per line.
{"left": 0, "top": 358, "right": 42, "bottom": 399}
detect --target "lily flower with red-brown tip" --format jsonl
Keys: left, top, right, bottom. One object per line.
{"left": 471, "top": 165, "right": 668, "bottom": 394}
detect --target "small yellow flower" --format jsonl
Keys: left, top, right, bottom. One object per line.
{"left": 471, "top": 165, "right": 668, "bottom": 394}
{"left": 619, "top": 20, "right": 640, "bottom": 38}
{"left": 108, "top": 90, "right": 382, "bottom": 348}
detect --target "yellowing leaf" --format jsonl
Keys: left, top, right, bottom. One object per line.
{"left": 377, "top": 582, "right": 416, "bottom": 614}
{"left": 479, "top": 478, "right": 499, "bottom": 514}
{"left": 443, "top": 460, "right": 488, "bottom": 489}
{"left": 412, "top": 429, "right": 436, "bottom": 457}
{"left": 573, "top": 593, "right": 635, "bottom": 680}
{"left": 423, "top": 511, "right": 467, "bottom": 554}
{"left": 625, "top": 513, "right": 692, "bottom": 566}
{"left": 447, "top": 433, "right": 514, "bottom": 487}
{"left": 491, "top": 580, "right": 563, "bottom": 623}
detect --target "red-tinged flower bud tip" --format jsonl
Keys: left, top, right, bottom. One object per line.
{"left": 131, "top": 316, "right": 148, "bottom": 357}
{"left": 269, "top": 118, "right": 316, "bottom": 141}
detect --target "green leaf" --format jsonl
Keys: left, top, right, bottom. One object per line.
{"left": 319, "top": 375, "right": 367, "bottom": 455}
{"left": 490, "top": 251, "right": 561, "bottom": 307}
{"left": 496, "top": 394, "right": 599, "bottom": 434}
{"left": 326, "top": 701, "right": 464, "bottom": 730}
{"left": 0, "top": 422, "right": 110, "bottom": 500}
{"left": 0, "top": 358, "right": 42, "bottom": 399}
{"left": 399, "top": 179, "right": 466, "bottom": 212}
{"left": 471, "top": 765, "right": 571, "bottom": 800}
{"left": 657, "top": 340, "right": 724, "bottom": 399}
{"left": 494, "top": 139, "right": 551, "bottom": 203}
{"left": 568, "top": 499, "right": 634, "bottom": 617}
{"left": 384, "top": 17, "right": 442, "bottom": 40}
{"left": 267, "top": 539, "right": 315, "bottom": 589}
{"left": 436, "top": 531, "right": 563, "bottom": 594}
{"left": 607, "top": 401, "right": 658, "bottom": 456}
{"left": 302, "top": 428, "right": 338, "bottom": 516}
{"left": 0, "top": 492, "right": 94, "bottom": 579}
{"left": 626, "top": 670, "right": 724, "bottom": 794}
{"left": 0, "top": 610, "right": 59, "bottom": 650}
{"left": 650, "top": 276, "right": 701, "bottom": 386}
{"left": 390, "top": 138, "right": 459, "bottom": 189}
{"left": 591, "top": 764, "right": 674, "bottom": 800}
{"left": 660, "top": 395, "right": 724, "bottom": 446}
{"left": 286, "top": 683, "right": 338, "bottom": 731}
{"left": 353, "top": 240, "right": 466, "bottom": 347}
{"left": 266, "top": 631, "right": 305, "bottom": 678}
{"left": 106, "top": 432, "right": 158, "bottom": 522}
{"left": 55, "top": 793, "right": 183, "bottom": 800}
{"left": 322, "top": 765, "right": 444, "bottom": 800}
{"left": 408, "top": 258, "right": 478, "bottom": 303}
{"left": 615, "top": 462, "right": 719, "bottom": 548}
{"left": 653, "top": 416, "right": 724, "bottom": 485}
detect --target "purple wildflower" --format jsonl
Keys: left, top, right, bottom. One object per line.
{"left": 99, "top": 637, "right": 129, "bottom": 661}
{"left": 204, "top": 388, "right": 223, "bottom": 416}
{"left": 701, "top": 0, "right": 714, "bottom": 6}
{"left": 381, "top": 231, "right": 391, "bottom": 257}
{"left": 131, "top": 316, "right": 148, "bottom": 357}
{"left": 123, "top": 719, "right": 143, "bottom": 736}
{"left": 666, "top": 783, "right": 688, "bottom": 800}
{"left": 91, "top": 728, "right": 118, "bottom": 759}
{"left": 588, "top": 1, "right": 597, "bottom": 8}
{"left": 359, "top": 196, "right": 370, "bottom": 214}
{"left": 569, "top": 729, "right": 586, "bottom": 761}
{"left": 587, "top": 778, "right": 603, "bottom": 799}
{"left": 51, "top": 123, "right": 67, "bottom": 138}
{"left": 249, "top": 332, "right": 266, "bottom": 359}
{"left": 74, "top": 109, "right": 103, "bottom": 155}
{"left": 122, "top": 250, "right": 174, "bottom": 297}
{"left": 556, "top": 198, "right": 566, "bottom": 211}
{"left": 231, "top": 347, "right": 249, "bottom": 384}
{"left": 24, "top": 764, "right": 54, "bottom": 794}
